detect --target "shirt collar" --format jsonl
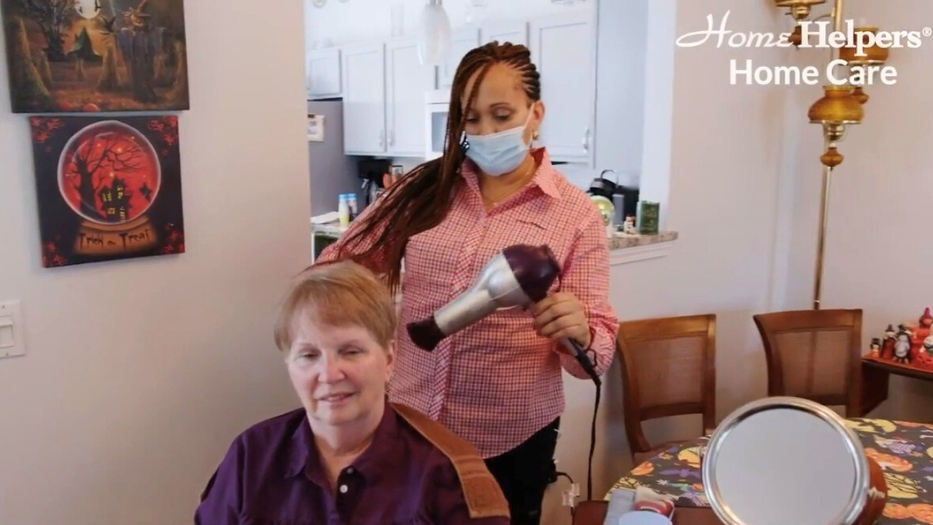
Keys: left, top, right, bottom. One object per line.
{"left": 461, "top": 147, "right": 563, "bottom": 201}
{"left": 283, "top": 400, "right": 402, "bottom": 481}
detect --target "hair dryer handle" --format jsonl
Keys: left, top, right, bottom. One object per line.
{"left": 561, "top": 337, "right": 601, "bottom": 387}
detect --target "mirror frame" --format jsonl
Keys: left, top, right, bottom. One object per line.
{"left": 701, "top": 396, "right": 870, "bottom": 525}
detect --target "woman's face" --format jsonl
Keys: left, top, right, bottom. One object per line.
{"left": 461, "top": 62, "right": 543, "bottom": 141}
{"left": 286, "top": 314, "right": 394, "bottom": 430}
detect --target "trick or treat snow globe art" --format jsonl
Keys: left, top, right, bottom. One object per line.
{"left": 29, "top": 115, "right": 185, "bottom": 267}
{"left": 869, "top": 308, "right": 933, "bottom": 371}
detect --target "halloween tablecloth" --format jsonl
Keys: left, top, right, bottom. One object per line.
{"left": 608, "top": 418, "right": 933, "bottom": 524}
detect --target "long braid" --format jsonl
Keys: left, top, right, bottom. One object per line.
{"left": 331, "top": 42, "right": 542, "bottom": 295}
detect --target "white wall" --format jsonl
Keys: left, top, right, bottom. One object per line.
{"left": 780, "top": 0, "right": 933, "bottom": 420}
{"left": 0, "top": 1, "right": 310, "bottom": 524}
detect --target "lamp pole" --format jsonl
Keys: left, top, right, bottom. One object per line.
{"left": 811, "top": 0, "right": 845, "bottom": 311}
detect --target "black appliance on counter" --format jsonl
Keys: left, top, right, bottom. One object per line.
{"left": 588, "top": 169, "right": 640, "bottom": 221}
{"left": 358, "top": 158, "right": 393, "bottom": 208}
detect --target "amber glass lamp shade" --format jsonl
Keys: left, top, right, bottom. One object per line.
{"left": 808, "top": 85, "right": 864, "bottom": 125}
{"left": 809, "top": 85, "right": 863, "bottom": 167}
{"left": 839, "top": 27, "right": 891, "bottom": 66}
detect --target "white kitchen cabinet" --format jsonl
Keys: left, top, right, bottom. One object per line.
{"left": 437, "top": 27, "right": 481, "bottom": 89}
{"left": 385, "top": 38, "right": 436, "bottom": 157}
{"left": 480, "top": 20, "right": 528, "bottom": 47}
{"left": 325, "top": 10, "right": 597, "bottom": 164}
{"left": 307, "top": 47, "right": 342, "bottom": 99}
{"left": 341, "top": 43, "right": 387, "bottom": 155}
{"left": 529, "top": 12, "right": 596, "bottom": 165}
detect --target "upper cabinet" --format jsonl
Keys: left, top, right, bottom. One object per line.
{"left": 438, "top": 28, "right": 480, "bottom": 89}
{"left": 529, "top": 12, "right": 595, "bottom": 165}
{"left": 340, "top": 39, "right": 435, "bottom": 157}
{"left": 307, "top": 47, "right": 342, "bottom": 99}
{"left": 386, "top": 38, "right": 436, "bottom": 157}
{"left": 341, "top": 43, "right": 386, "bottom": 155}
{"left": 307, "top": 9, "right": 596, "bottom": 166}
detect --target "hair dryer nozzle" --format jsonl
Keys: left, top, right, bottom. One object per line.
{"left": 407, "top": 317, "right": 445, "bottom": 351}
{"left": 503, "top": 244, "right": 561, "bottom": 303}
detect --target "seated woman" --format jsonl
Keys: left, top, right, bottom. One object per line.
{"left": 194, "top": 261, "right": 510, "bottom": 525}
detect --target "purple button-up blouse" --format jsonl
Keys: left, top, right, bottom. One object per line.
{"left": 194, "top": 403, "right": 510, "bottom": 525}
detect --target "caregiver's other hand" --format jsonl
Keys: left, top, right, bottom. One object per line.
{"left": 530, "top": 292, "right": 591, "bottom": 350}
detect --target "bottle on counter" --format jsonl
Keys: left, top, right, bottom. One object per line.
{"left": 338, "top": 194, "right": 350, "bottom": 227}
{"left": 347, "top": 193, "right": 358, "bottom": 220}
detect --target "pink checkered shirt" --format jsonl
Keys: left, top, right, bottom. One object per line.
{"left": 316, "top": 148, "right": 618, "bottom": 457}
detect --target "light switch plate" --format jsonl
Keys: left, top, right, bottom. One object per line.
{"left": 0, "top": 301, "right": 25, "bottom": 359}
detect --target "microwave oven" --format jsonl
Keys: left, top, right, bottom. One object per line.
{"left": 424, "top": 89, "right": 450, "bottom": 160}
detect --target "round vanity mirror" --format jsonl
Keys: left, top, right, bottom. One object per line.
{"left": 702, "top": 396, "right": 886, "bottom": 525}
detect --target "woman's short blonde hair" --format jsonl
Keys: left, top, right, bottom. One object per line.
{"left": 273, "top": 260, "right": 397, "bottom": 352}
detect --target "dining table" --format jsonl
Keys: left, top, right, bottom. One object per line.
{"left": 592, "top": 418, "right": 933, "bottom": 525}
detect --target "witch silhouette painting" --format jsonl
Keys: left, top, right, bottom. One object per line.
{"left": 0, "top": 0, "right": 189, "bottom": 113}
{"left": 30, "top": 115, "right": 185, "bottom": 268}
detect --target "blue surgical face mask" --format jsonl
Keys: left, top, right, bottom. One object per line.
{"left": 464, "top": 110, "right": 534, "bottom": 177}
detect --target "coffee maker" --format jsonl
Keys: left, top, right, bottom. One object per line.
{"left": 588, "top": 169, "right": 639, "bottom": 223}
{"left": 357, "top": 158, "right": 392, "bottom": 208}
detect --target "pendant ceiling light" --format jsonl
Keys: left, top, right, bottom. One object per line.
{"left": 417, "top": 0, "right": 452, "bottom": 66}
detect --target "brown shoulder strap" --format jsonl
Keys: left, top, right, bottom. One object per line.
{"left": 391, "top": 402, "right": 510, "bottom": 520}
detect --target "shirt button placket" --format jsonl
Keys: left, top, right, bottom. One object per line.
{"left": 428, "top": 339, "right": 448, "bottom": 419}
{"left": 431, "top": 213, "right": 483, "bottom": 419}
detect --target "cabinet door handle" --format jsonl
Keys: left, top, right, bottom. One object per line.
{"left": 582, "top": 127, "right": 590, "bottom": 153}
{"left": 379, "top": 130, "right": 385, "bottom": 148}
{"left": 389, "top": 130, "right": 395, "bottom": 147}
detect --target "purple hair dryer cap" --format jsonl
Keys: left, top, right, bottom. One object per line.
{"left": 503, "top": 244, "right": 560, "bottom": 302}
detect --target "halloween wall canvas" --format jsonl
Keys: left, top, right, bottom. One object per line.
{"left": 1, "top": 0, "right": 189, "bottom": 113}
{"left": 30, "top": 115, "right": 185, "bottom": 267}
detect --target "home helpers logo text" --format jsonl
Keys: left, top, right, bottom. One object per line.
{"left": 675, "top": 11, "right": 931, "bottom": 86}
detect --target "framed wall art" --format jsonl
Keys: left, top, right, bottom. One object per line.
{"left": 0, "top": 0, "right": 189, "bottom": 113}
{"left": 29, "top": 115, "right": 185, "bottom": 267}
{"left": 307, "top": 113, "right": 324, "bottom": 142}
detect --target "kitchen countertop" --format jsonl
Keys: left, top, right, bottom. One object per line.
{"left": 312, "top": 219, "right": 678, "bottom": 252}
{"left": 608, "top": 230, "right": 678, "bottom": 249}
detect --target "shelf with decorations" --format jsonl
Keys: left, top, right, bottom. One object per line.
{"left": 863, "top": 307, "right": 933, "bottom": 373}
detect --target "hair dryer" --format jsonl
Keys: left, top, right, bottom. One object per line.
{"left": 406, "top": 244, "right": 601, "bottom": 386}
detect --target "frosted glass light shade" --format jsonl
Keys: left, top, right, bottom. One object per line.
{"left": 417, "top": 0, "right": 452, "bottom": 66}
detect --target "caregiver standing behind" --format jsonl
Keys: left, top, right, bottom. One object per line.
{"left": 314, "top": 41, "right": 618, "bottom": 525}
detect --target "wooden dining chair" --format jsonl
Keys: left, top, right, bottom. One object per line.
{"left": 752, "top": 309, "right": 862, "bottom": 417}
{"left": 616, "top": 314, "right": 717, "bottom": 465}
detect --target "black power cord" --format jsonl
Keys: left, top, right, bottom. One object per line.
{"left": 551, "top": 350, "right": 601, "bottom": 508}
{"left": 585, "top": 349, "right": 600, "bottom": 501}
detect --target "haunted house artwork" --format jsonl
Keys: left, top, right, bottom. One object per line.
{"left": 29, "top": 115, "right": 185, "bottom": 268}
{"left": 0, "top": 0, "right": 189, "bottom": 113}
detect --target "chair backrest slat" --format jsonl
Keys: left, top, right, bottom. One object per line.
{"left": 752, "top": 309, "right": 862, "bottom": 417}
